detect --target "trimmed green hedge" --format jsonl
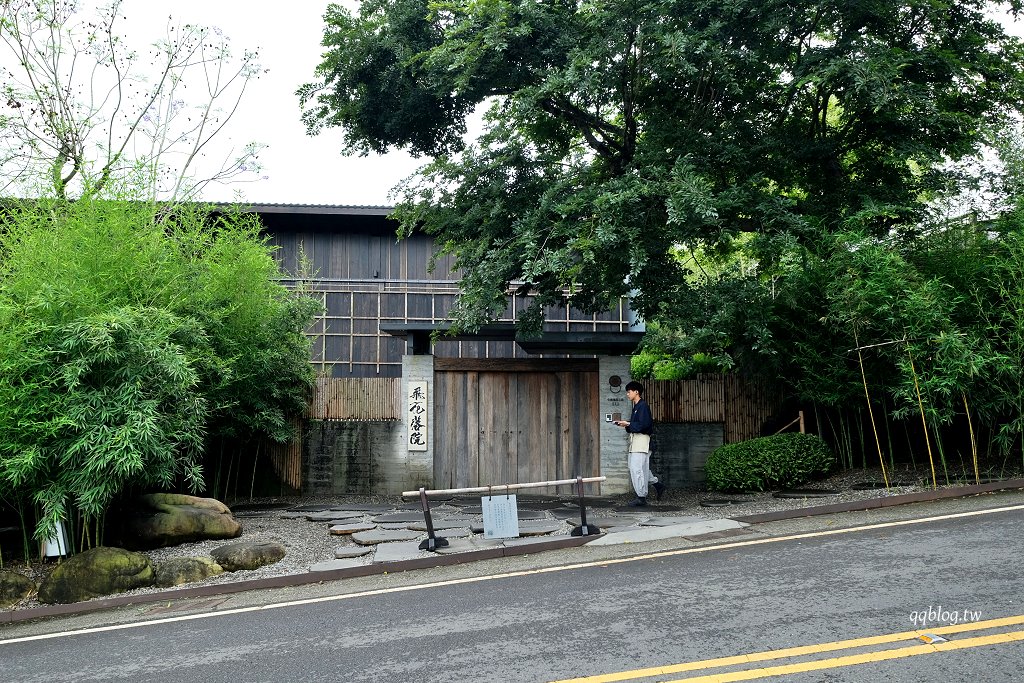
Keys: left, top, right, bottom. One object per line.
{"left": 704, "top": 433, "right": 835, "bottom": 492}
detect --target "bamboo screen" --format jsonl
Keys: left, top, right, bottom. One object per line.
{"left": 647, "top": 375, "right": 784, "bottom": 443}
{"left": 306, "top": 377, "right": 402, "bottom": 421}
{"left": 266, "top": 424, "right": 303, "bottom": 491}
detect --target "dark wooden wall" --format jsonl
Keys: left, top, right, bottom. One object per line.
{"left": 257, "top": 208, "right": 632, "bottom": 378}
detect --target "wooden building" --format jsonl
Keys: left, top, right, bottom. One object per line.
{"left": 254, "top": 204, "right": 636, "bottom": 377}
{"left": 249, "top": 204, "right": 783, "bottom": 495}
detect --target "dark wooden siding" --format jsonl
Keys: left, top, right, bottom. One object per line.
{"left": 261, "top": 210, "right": 633, "bottom": 378}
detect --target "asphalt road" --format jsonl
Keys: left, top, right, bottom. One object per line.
{"left": 3, "top": 502, "right": 1024, "bottom": 682}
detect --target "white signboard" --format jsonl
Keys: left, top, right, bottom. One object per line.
{"left": 407, "top": 380, "right": 428, "bottom": 451}
{"left": 482, "top": 494, "right": 520, "bottom": 539}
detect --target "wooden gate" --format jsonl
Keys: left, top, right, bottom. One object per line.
{"left": 433, "top": 359, "right": 600, "bottom": 492}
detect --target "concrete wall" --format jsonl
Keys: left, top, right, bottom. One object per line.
{"left": 301, "top": 355, "right": 436, "bottom": 496}
{"left": 596, "top": 356, "right": 725, "bottom": 494}
{"left": 400, "top": 355, "right": 434, "bottom": 491}
{"left": 651, "top": 423, "right": 724, "bottom": 487}
{"left": 598, "top": 356, "right": 633, "bottom": 495}
{"left": 302, "top": 420, "right": 405, "bottom": 495}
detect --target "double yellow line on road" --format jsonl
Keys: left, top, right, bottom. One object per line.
{"left": 550, "top": 614, "right": 1024, "bottom": 683}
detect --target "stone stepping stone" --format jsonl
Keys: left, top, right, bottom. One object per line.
{"left": 329, "top": 522, "right": 378, "bottom": 535}
{"left": 279, "top": 511, "right": 311, "bottom": 519}
{"left": 516, "top": 500, "right": 562, "bottom": 510}
{"left": 433, "top": 538, "right": 503, "bottom": 555}
{"left": 352, "top": 529, "right": 422, "bottom": 545}
{"left": 380, "top": 522, "right": 416, "bottom": 530}
{"left": 426, "top": 528, "right": 473, "bottom": 539}
{"left": 459, "top": 506, "right": 484, "bottom": 515}
{"left": 409, "top": 519, "right": 474, "bottom": 531}
{"left": 773, "top": 488, "right": 841, "bottom": 499}
{"left": 334, "top": 546, "right": 372, "bottom": 558}
{"left": 516, "top": 522, "right": 564, "bottom": 536}
{"left": 604, "top": 524, "right": 644, "bottom": 534}
{"left": 579, "top": 516, "right": 635, "bottom": 528}
{"left": 322, "top": 510, "right": 365, "bottom": 521}
{"left": 373, "top": 512, "right": 426, "bottom": 523}
{"left": 470, "top": 520, "right": 552, "bottom": 534}
{"left": 330, "top": 504, "right": 395, "bottom": 513}
{"left": 612, "top": 506, "right": 657, "bottom": 514}
{"left": 309, "top": 558, "right": 366, "bottom": 572}
{"left": 372, "top": 541, "right": 426, "bottom": 563}
{"left": 306, "top": 511, "right": 352, "bottom": 522}
{"left": 641, "top": 516, "right": 707, "bottom": 527}
{"left": 430, "top": 515, "right": 477, "bottom": 524}
{"left": 550, "top": 508, "right": 592, "bottom": 520}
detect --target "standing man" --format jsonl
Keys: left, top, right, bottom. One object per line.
{"left": 615, "top": 381, "right": 665, "bottom": 507}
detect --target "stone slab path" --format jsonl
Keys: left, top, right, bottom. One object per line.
{"left": 284, "top": 494, "right": 751, "bottom": 570}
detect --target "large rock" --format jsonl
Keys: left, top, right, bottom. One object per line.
{"left": 38, "top": 546, "right": 154, "bottom": 604}
{"left": 153, "top": 557, "right": 224, "bottom": 587}
{"left": 210, "top": 541, "right": 286, "bottom": 571}
{"left": 0, "top": 570, "right": 36, "bottom": 608}
{"left": 121, "top": 494, "right": 242, "bottom": 549}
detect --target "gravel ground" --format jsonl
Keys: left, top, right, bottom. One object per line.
{"left": 0, "top": 464, "right": 1008, "bottom": 613}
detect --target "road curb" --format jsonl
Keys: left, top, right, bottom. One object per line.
{"left": 4, "top": 478, "right": 1024, "bottom": 626}
{"left": 731, "top": 478, "right": 1024, "bottom": 523}
{"left": 0, "top": 533, "right": 597, "bottom": 625}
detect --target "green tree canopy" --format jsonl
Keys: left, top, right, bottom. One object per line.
{"left": 300, "top": 0, "right": 1024, "bottom": 333}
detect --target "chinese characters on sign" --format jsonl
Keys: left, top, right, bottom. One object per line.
{"left": 407, "top": 381, "right": 428, "bottom": 451}
{"left": 482, "top": 494, "right": 520, "bottom": 539}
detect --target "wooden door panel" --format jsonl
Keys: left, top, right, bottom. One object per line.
{"left": 435, "top": 368, "right": 599, "bottom": 491}
{"left": 477, "top": 372, "right": 516, "bottom": 486}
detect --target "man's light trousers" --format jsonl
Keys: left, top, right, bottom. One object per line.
{"left": 628, "top": 451, "right": 659, "bottom": 498}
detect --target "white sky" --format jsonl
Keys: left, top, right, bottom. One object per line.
{"left": 103, "top": 2, "right": 1024, "bottom": 206}
{"left": 121, "top": 1, "right": 423, "bottom": 207}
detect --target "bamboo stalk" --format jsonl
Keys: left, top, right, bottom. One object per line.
{"left": 855, "top": 328, "right": 889, "bottom": 487}
{"left": 963, "top": 392, "right": 979, "bottom": 485}
{"left": 908, "top": 349, "right": 938, "bottom": 489}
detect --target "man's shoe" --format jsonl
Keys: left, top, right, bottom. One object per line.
{"left": 628, "top": 497, "right": 648, "bottom": 507}
{"left": 652, "top": 482, "right": 666, "bottom": 501}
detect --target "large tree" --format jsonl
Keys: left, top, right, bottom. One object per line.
{"left": 300, "top": 0, "right": 1024, "bottom": 334}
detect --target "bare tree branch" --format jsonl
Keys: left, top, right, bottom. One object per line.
{"left": 0, "top": 0, "right": 263, "bottom": 202}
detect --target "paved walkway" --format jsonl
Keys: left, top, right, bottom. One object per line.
{"left": 4, "top": 479, "right": 1023, "bottom": 625}
{"left": 290, "top": 495, "right": 752, "bottom": 571}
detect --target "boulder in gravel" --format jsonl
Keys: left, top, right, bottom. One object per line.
{"left": 0, "top": 570, "right": 36, "bottom": 608}
{"left": 38, "top": 546, "right": 154, "bottom": 604}
{"left": 121, "top": 494, "right": 242, "bottom": 549}
{"left": 153, "top": 557, "right": 224, "bottom": 587}
{"left": 210, "top": 541, "right": 286, "bottom": 571}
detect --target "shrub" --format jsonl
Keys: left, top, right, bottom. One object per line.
{"left": 630, "top": 350, "right": 665, "bottom": 380}
{"left": 0, "top": 199, "right": 318, "bottom": 542}
{"left": 704, "top": 433, "right": 835, "bottom": 492}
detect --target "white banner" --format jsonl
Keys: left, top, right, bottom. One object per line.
{"left": 407, "top": 380, "right": 428, "bottom": 451}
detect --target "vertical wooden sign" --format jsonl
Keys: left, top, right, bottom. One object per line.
{"left": 407, "top": 380, "right": 428, "bottom": 451}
